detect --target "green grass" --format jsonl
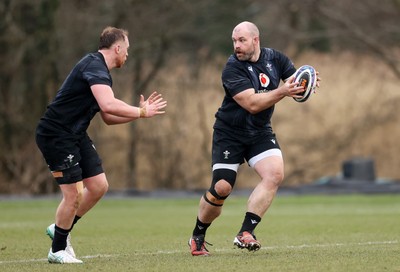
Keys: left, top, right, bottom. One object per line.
{"left": 0, "top": 194, "right": 399, "bottom": 271}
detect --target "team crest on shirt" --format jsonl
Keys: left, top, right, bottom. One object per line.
{"left": 259, "top": 73, "right": 270, "bottom": 88}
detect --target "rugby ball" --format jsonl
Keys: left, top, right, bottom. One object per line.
{"left": 292, "top": 65, "right": 317, "bottom": 103}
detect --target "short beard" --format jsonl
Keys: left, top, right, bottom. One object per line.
{"left": 115, "top": 59, "right": 124, "bottom": 68}
{"left": 236, "top": 51, "right": 254, "bottom": 61}
{"left": 235, "top": 43, "right": 256, "bottom": 62}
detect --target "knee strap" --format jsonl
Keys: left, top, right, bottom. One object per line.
{"left": 203, "top": 191, "right": 225, "bottom": 207}
{"left": 204, "top": 168, "right": 237, "bottom": 207}
{"left": 212, "top": 168, "right": 237, "bottom": 187}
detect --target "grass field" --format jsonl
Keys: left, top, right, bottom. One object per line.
{"left": 0, "top": 193, "right": 399, "bottom": 271}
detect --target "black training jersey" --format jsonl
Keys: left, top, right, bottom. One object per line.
{"left": 37, "top": 52, "right": 112, "bottom": 138}
{"left": 214, "top": 48, "right": 296, "bottom": 134}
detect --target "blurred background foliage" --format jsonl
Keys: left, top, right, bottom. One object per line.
{"left": 0, "top": 0, "right": 399, "bottom": 194}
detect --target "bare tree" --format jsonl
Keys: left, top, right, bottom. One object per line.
{"left": 317, "top": 1, "right": 400, "bottom": 78}
{"left": 0, "top": 0, "right": 60, "bottom": 194}
{"left": 1, "top": 0, "right": 399, "bottom": 194}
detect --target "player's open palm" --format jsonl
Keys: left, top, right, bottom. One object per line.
{"left": 139, "top": 91, "right": 167, "bottom": 118}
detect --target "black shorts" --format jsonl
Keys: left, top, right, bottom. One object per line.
{"left": 36, "top": 129, "right": 103, "bottom": 184}
{"left": 211, "top": 128, "right": 282, "bottom": 170}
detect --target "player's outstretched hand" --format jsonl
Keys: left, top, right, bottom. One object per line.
{"left": 139, "top": 91, "right": 167, "bottom": 118}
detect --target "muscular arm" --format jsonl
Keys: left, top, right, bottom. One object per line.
{"left": 233, "top": 76, "right": 304, "bottom": 114}
{"left": 92, "top": 84, "right": 167, "bottom": 125}
{"left": 91, "top": 84, "right": 141, "bottom": 125}
{"left": 99, "top": 111, "right": 136, "bottom": 125}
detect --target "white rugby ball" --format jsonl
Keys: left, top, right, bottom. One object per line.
{"left": 292, "top": 65, "right": 317, "bottom": 103}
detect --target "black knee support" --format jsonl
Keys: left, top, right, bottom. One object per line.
{"left": 203, "top": 168, "right": 237, "bottom": 207}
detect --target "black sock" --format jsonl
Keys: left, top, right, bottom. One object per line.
{"left": 52, "top": 225, "right": 69, "bottom": 253}
{"left": 68, "top": 215, "right": 81, "bottom": 232}
{"left": 192, "top": 217, "right": 211, "bottom": 236}
{"left": 238, "top": 212, "right": 261, "bottom": 235}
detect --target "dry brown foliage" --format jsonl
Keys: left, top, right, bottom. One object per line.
{"left": 93, "top": 52, "right": 400, "bottom": 191}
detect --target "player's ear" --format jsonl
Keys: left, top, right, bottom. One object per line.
{"left": 253, "top": 36, "right": 260, "bottom": 45}
{"left": 114, "top": 44, "right": 120, "bottom": 54}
